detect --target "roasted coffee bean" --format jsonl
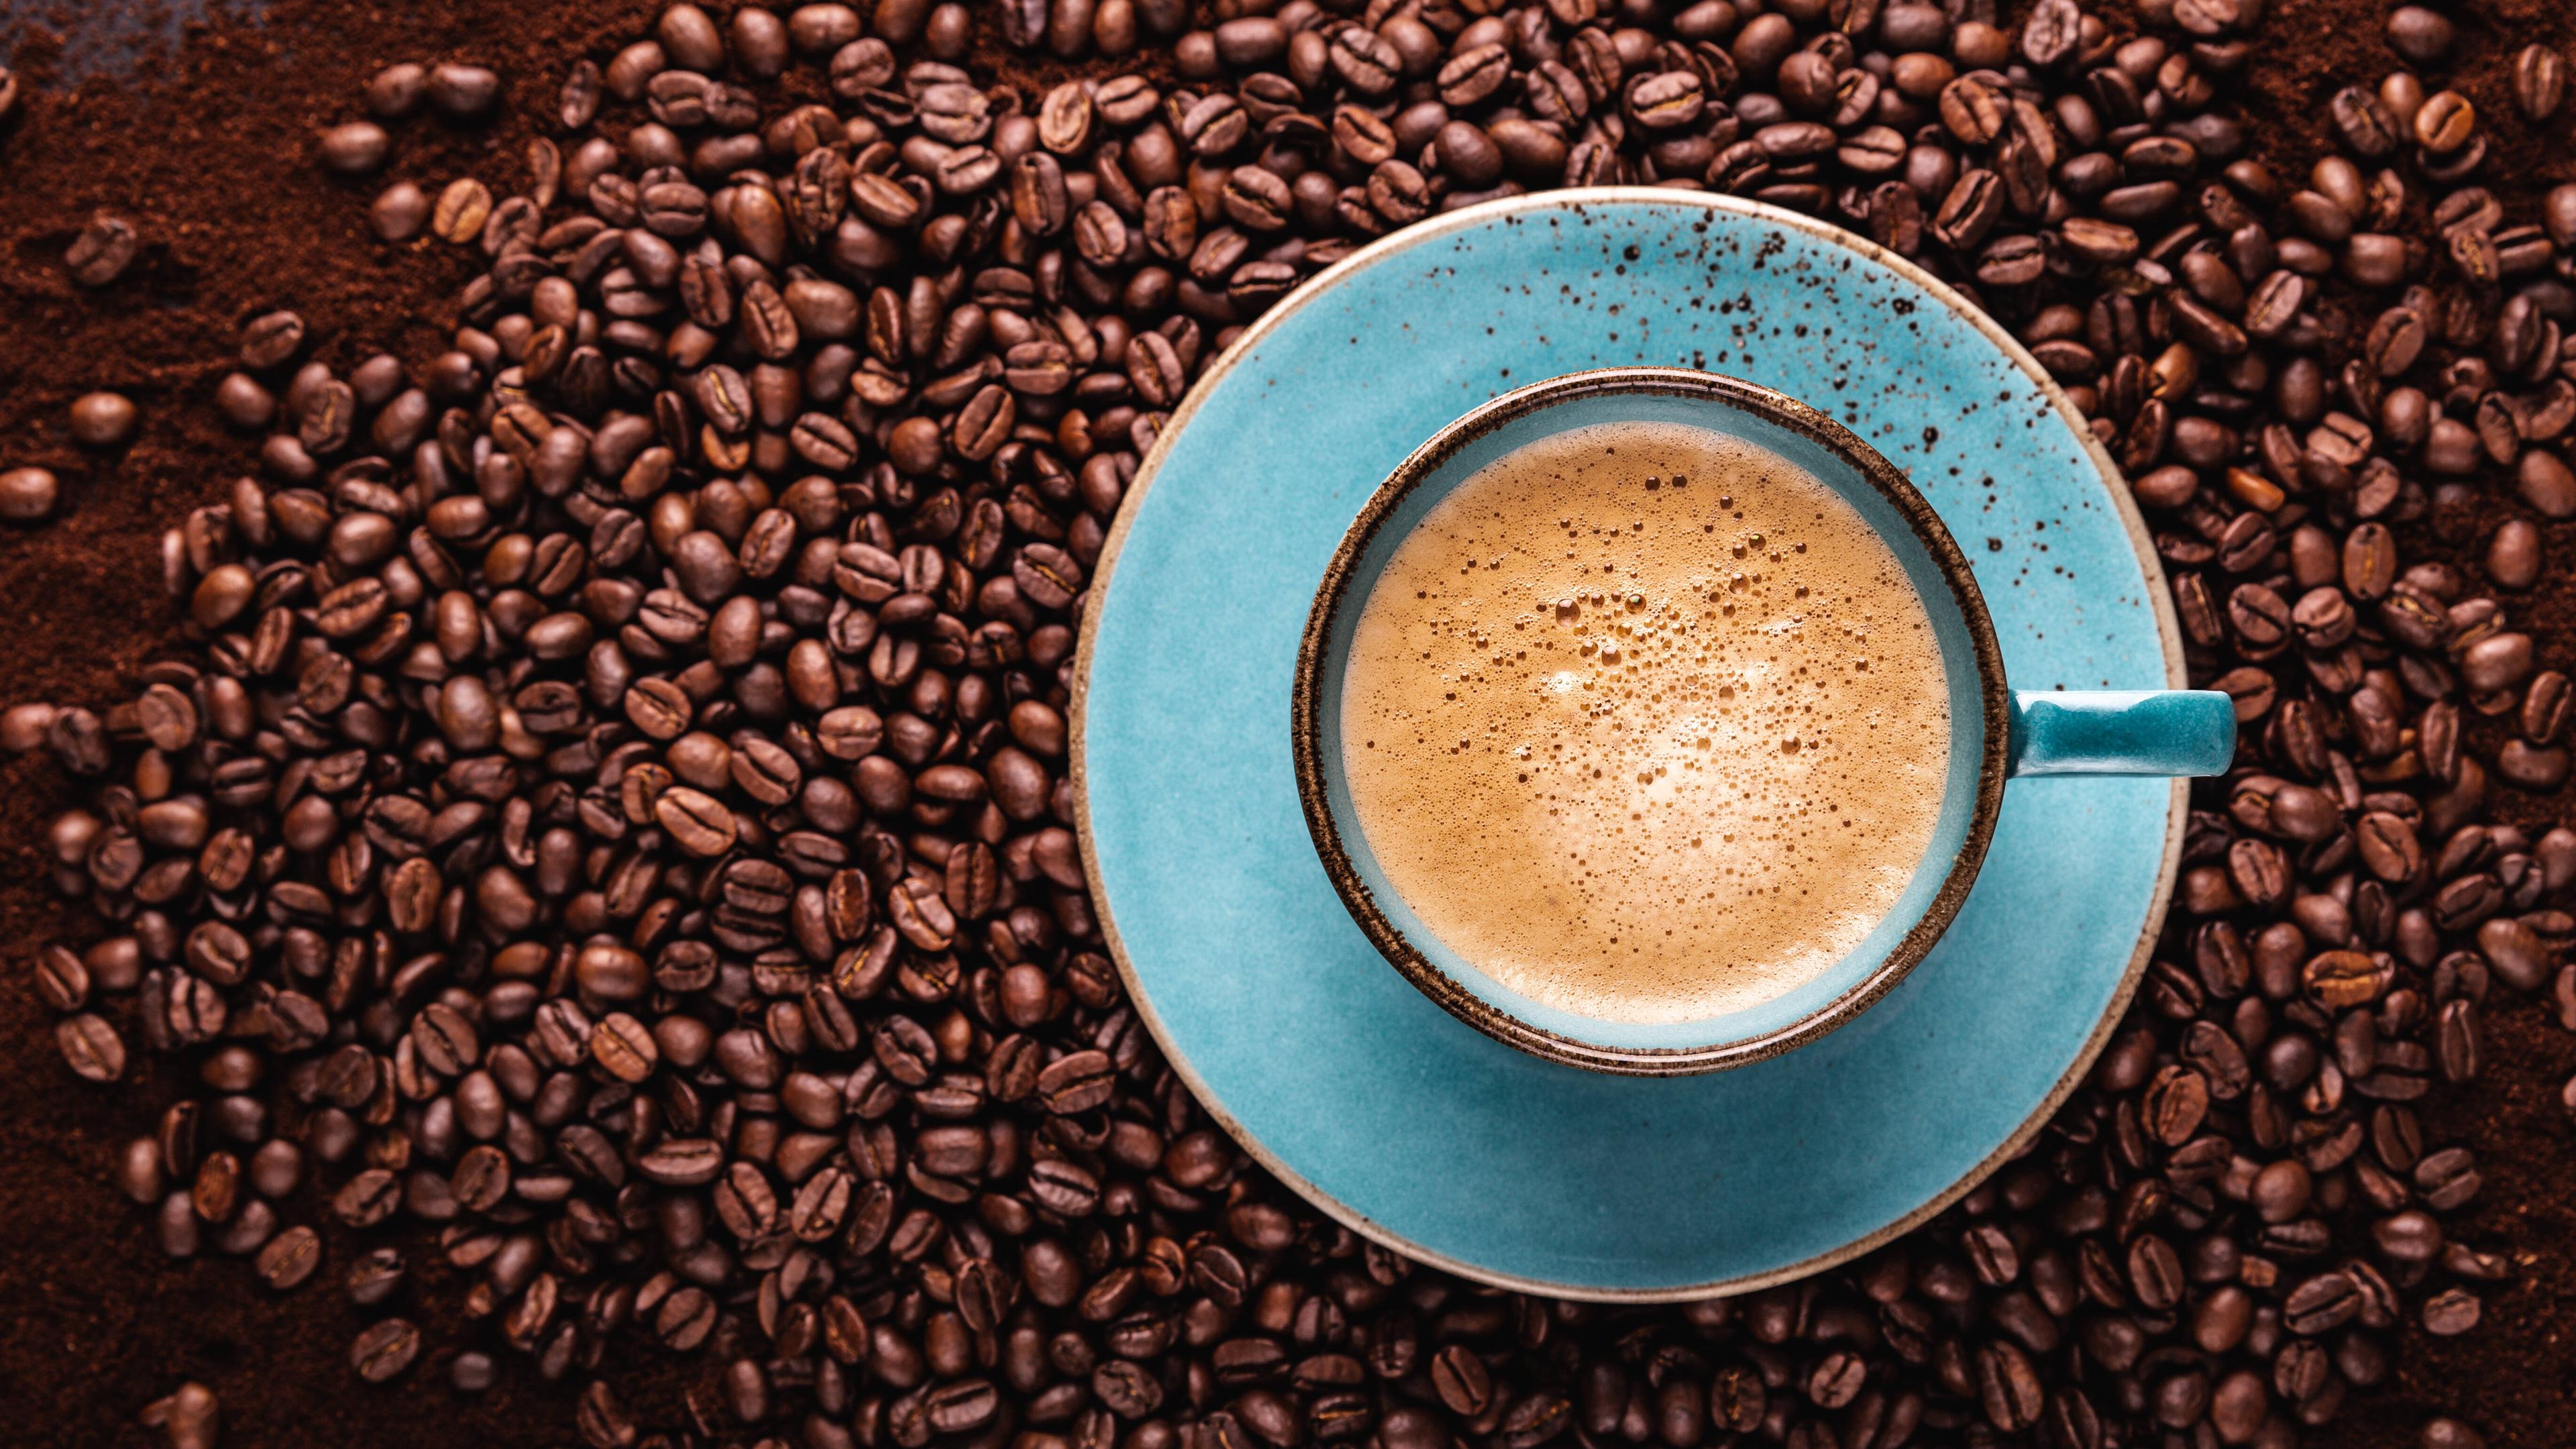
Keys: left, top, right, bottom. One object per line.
{"left": 345, "top": 1248, "right": 405, "bottom": 1307}
{"left": 350, "top": 1318, "right": 422, "bottom": 1381}
{"left": 65, "top": 213, "right": 140, "bottom": 286}
{"left": 255, "top": 1225, "right": 324, "bottom": 1290}
{"left": 2422, "top": 1419, "right": 2491, "bottom": 1449}
{"left": 366, "top": 61, "right": 428, "bottom": 118}
{"left": 2524, "top": 672, "right": 2571, "bottom": 745}
{"left": 0, "top": 467, "right": 60, "bottom": 522}
{"left": 2422, "top": 1287, "right": 2482, "bottom": 1335}
{"left": 2385, "top": 7, "right": 2453, "bottom": 65}
{"left": 138, "top": 1383, "right": 220, "bottom": 1449}
{"left": 433, "top": 178, "right": 494, "bottom": 243}
{"left": 317, "top": 120, "right": 392, "bottom": 175}
{"left": 56, "top": 1014, "right": 126, "bottom": 1081}
{"left": 2517, "top": 44, "right": 2568, "bottom": 121}
{"left": 2414, "top": 91, "right": 2475, "bottom": 154}
{"left": 1430, "top": 1345, "right": 1493, "bottom": 1416}
{"left": 69, "top": 391, "right": 140, "bottom": 447}
{"left": 427, "top": 62, "right": 502, "bottom": 118}
{"left": 2488, "top": 519, "right": 2542, "bottom": 590}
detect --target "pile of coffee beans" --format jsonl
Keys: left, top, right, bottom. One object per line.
{"left": 11, "top": 1, "right": 2573, "bottom": 1446}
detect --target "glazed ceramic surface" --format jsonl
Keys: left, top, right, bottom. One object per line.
{"left": 1074, "top": 191, "right": 2190, "bottom": 1297}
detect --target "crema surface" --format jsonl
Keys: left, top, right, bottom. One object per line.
{"left": 1340, "top": 419, "right": 1953, "bottom": 1024}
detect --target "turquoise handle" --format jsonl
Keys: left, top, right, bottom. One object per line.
{"left": 2008, "top": 690, "right": 2237, "bottom": 777}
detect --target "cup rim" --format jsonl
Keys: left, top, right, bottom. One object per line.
{"left": 1291, "top": 366, "right": 2016, "bottom": 1075}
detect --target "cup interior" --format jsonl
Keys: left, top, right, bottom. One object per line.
{"left": 1296, "top": 370, "right": 2010, "bottom": 1073}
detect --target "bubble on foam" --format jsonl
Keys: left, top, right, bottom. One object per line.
{"left": 1339, "top": 419, "right": 1952, "bottom": 1025}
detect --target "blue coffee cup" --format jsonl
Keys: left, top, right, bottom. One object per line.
{"left": 1293, "top": 368, "right": 2235, "bottom": 1075}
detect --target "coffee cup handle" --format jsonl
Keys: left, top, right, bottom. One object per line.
{"left": 2007, "top": 690, "right": 2237, "bottom": 778}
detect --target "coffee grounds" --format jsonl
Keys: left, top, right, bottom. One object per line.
{"left": 0, "top": 2, "right": 2571, "bottom": 1448}
{"left": 2237, "top": 4, "right": 2576, "bottom": 1444}
{"left": 0, "top": 5, "right": 673, "bottom": 1441}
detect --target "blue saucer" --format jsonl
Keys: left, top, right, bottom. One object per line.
{"left": 1073, "top": 191, "right": 2188, "bottom": 1299}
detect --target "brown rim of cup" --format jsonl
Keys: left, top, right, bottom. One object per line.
{"left": 1290, "top": 366, "right": 2017, "bottom": 1076}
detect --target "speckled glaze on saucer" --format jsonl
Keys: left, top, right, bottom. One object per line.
{"left": 1073, "top": 191, "right": 2191, "bottom": 1299}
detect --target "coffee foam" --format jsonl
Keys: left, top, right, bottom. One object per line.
{"left": 1339, "top": 419, "right": 1952, "bottom": 1024}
